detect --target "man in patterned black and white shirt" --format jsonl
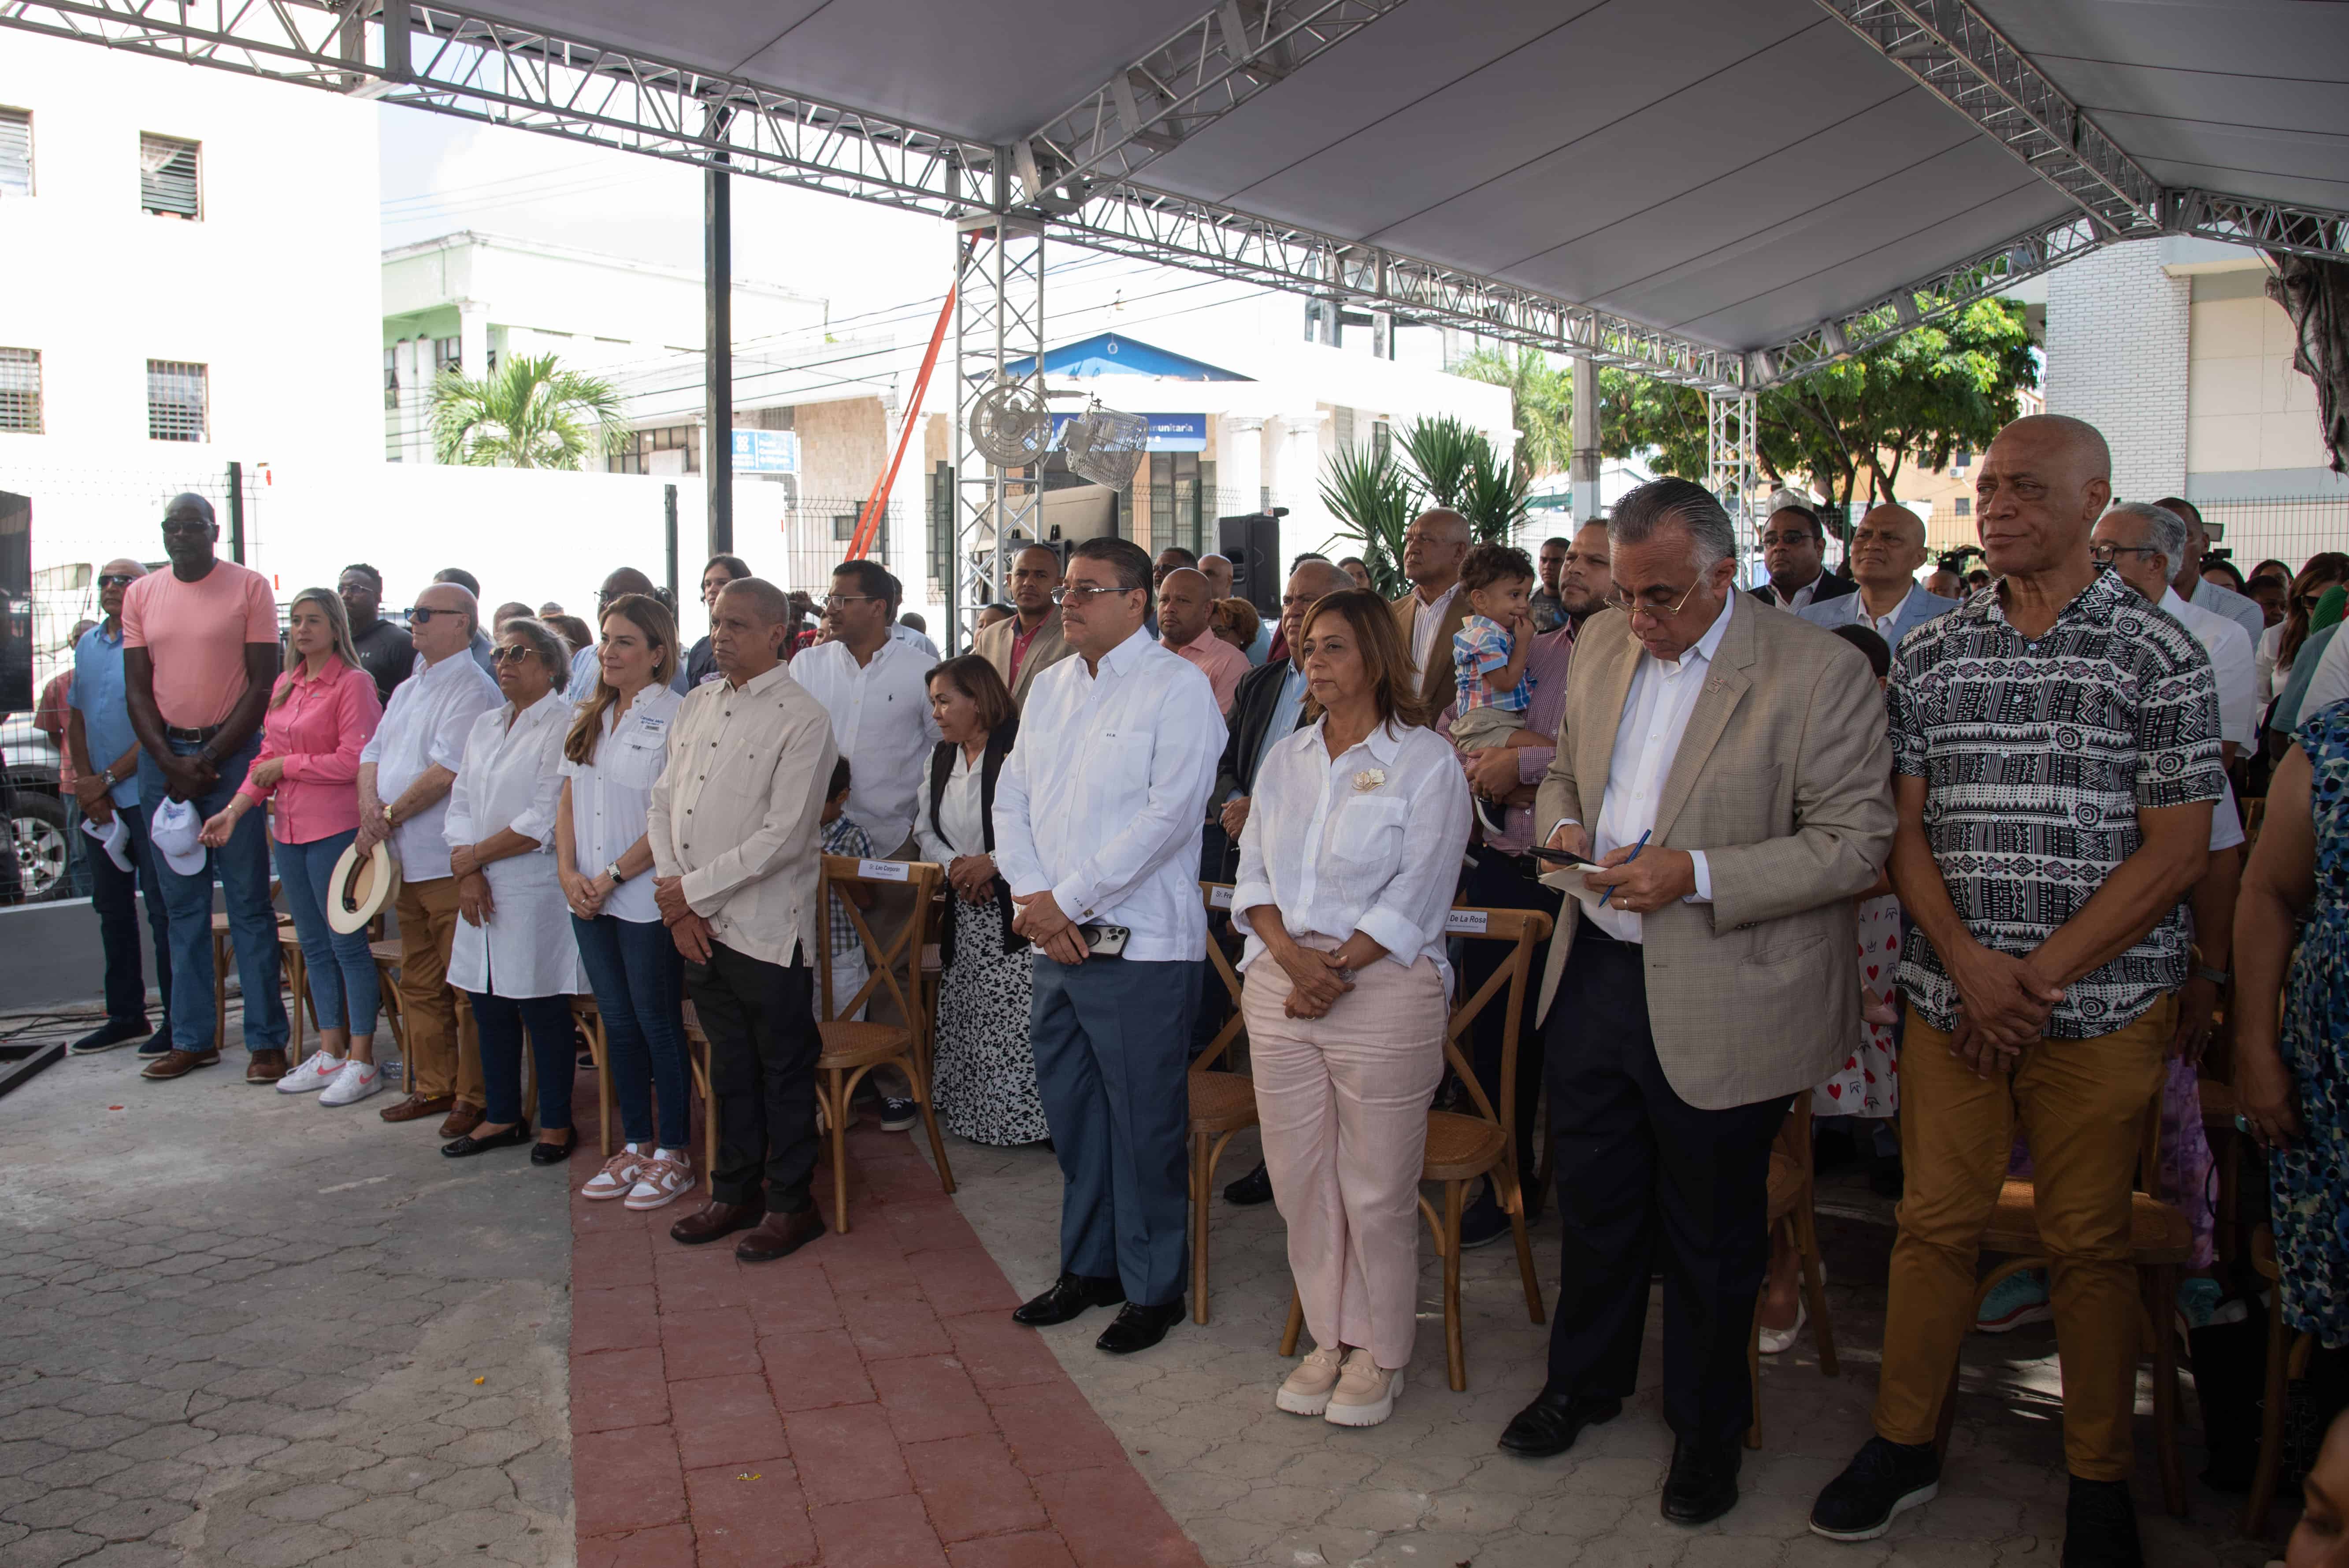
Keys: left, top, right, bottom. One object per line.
{"left": 1811, "top": 415, "right": 2222, "bottom": 1568}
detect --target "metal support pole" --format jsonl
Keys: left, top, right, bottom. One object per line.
{"left": 704, "top": 107, "right": 734, "bottom": 558}
{"left": 1706, "top": 391, "right": 1760, "bottom": 586}
{"left": 948, "top": 197, "right": 1045, "bottom": 656}
{"left": 663, "top": 483, "right": 679, "bottom": 604}
{"left": 225, "top": 461, "right": 245, "bottom": 564}
{"left": 1570, "top": 356, "right": 1601, "bottom": 523}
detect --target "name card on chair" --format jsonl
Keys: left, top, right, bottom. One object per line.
{"left": 858, "top": 859, "right": 909, "bottom": 882}
{"left": 1445, "top": 909, "right": 1489, "bottom": 934}
{"left": 1208, "top": 886, "right": 1233, "bottom": 909}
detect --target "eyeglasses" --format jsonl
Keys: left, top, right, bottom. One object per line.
{"left": 1051, "top": 582, "right": 1140, "bottom": 605}
{"left": 404, "top": 606, "right": 460, "bottom": 623}
{"left": 821, "top": 593, "right": 883, "bottom": 610}
{"left": 2088, "top": 543, "right": 2158, "bottom": 566}
{"left": 97, "top": 574, "right": 137, "bottom": 588}
{"left": 488, "top": 645, "right": 538, "bottom": 665}
{"left": 1602, "top": 578, "right": 1705, "bottom": 620}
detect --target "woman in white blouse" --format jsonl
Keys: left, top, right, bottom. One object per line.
{"left": 442, "top": 615, "right": 586, "bottom": 1164}
{"left": 1231, "top": 587, "right": 1471, "bottom": 1429}
{"left": 915, "top": 655, "right": 1047, "bottom": 1146}
{"left": 557, "top": 594, "right": 693, "bottom": 1208}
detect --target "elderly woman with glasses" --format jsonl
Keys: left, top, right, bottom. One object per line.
{"left": 442, "top": 615, "right": 586, "bottom": 1163}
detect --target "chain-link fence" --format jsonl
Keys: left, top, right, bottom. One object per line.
{"left": 2196, "top": 493, "right": 2349, "bottom": 581}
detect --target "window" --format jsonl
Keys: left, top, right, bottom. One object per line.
{"left": 1950, "top": 449, "right": 1972, "bottom": 472}
{"left": 0, "top": 108, "right": 31, "bottom": 198}
{"left": 433, "top": 337, "right": 461, "bottom": 376}
{"left": 1953, "top": 497, "right": 1971, "bottom": 518}
{"left": 832, "top": 513, "right": 858, "bottom": 542}
{"left": 139, "top": 134, "right": 201, "bottom": 219}
{"left": 0, "top": 348, "right": 40, "bottom": 433}
{"left": 609, "top": 423, "right": 699, "bottom": 475}
{"left": 383, "top": 346, "right": 399, "bottom": 410}
{"left": 147, "top": 360, "right": 208, "bottom": 442}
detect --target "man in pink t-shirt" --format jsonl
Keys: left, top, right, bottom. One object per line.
{"left": 122, "top": 493, "right": 291, "bottom": 1084}
{"left": 1157, "top": 567, "right": 1249, "bottom": 716}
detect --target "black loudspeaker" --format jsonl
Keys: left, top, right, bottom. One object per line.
{"left": 1218, "top": 512, "right": 1281, "bottom": 618}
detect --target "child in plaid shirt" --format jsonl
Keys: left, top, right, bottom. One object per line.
{"left": 818, "top": 757, "right": 876, "bottom": 1020}
{"left": 1449, "top": 542, "right": 1539, "bottom": 753}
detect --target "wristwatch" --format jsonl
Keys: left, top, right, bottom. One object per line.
{"left": 605, "top": 862, "right": 627, "bottom": 886}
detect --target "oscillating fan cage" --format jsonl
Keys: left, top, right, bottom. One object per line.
{"left": 1061, "top": 402, "right": 1147, "bottom": 490}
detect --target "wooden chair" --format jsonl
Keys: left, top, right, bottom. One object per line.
{"left": 2244, "top": 1226, "right": 2319, "bottom": 1538}
{"left": 1747, "top": 1098, "right": 1840, "bottom": 1449}
{"left": 812, "top": 854, "right": 955, "bottom": 1232}
{"left": 1932, "top": 1094, "right": 2193, "bottom": 1516}
{"left": 1280, "top": 904, "right": 1552, "bottom": 1391}
{"left": 677, "top": 1001, "right": 721, "bottom": 1194}
{"left": 571, "top": 995, "right": 615, "bottom": 1157}
{"left": 275, "top": 925, "right": 317, "bottom": 1064}
{"left": 1187, "top": 883, "right": 1256, "bottom": 1325}
{"left": 367, "top": 940, "right": 410, "bottom": 1092}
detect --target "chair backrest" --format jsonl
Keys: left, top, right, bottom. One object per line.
{"left": 816, "top": 854, "right": 944, "bottom": 1038}
{"left": 1196, "top": 882, "right": 1247, "bottom": 1072}
{"left": 1437, "top": 907, "right": 1555, "bottom": 1142}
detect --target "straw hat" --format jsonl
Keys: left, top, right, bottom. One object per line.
{"left": 326, "top": 840, "right": 400, "bottom": 934}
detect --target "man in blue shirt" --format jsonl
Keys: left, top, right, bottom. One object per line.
{"left": 65, "top": 559, "right": 174, "bottom": 1055}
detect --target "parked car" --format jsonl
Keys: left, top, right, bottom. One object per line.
{"left": 1, "top": 711, "right": 69, "bottom": 902}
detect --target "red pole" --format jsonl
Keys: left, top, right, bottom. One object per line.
{"left": 847, "top": 251, "right": 965, "bottom": 560}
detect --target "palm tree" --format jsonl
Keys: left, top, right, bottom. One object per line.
{"left": 431, "top": 353, "right": 628, "bottom": 470}
{"left": 1454, "top": 345, "right": 1573, "bottom": 479}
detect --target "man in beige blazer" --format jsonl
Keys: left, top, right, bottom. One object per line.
{"left": 1386, "top": 508, "right": 1472, "bottom": 720}
{"left": 971, "top": 543, "right": 1072, "bottom": 708}
{"left": 1497, "top": 478, "right": 1894, "bottom": 1528}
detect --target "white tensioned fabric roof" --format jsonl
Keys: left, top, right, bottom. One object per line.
{"left": 453, "top": 0, "right": 2347, "bottom": 382}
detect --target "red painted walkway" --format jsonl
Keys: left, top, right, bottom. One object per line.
{"left": 567, "top": 1111, "right": 1209, "bottom": 1568}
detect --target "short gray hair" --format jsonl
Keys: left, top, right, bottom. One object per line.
{"left": 2106, "top": 501, "right": 2188, "bottom": 576}
{"left": 717, "top": 576, "right": 792, "bottom": 625}
{"left": 497, "top": 615, "right": 571, "bottom": 693}
{"left": 1608, "top": 477, "right": 1737, "bottom": 567}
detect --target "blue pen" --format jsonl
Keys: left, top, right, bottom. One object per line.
{"left": 1599, "top": 829, "right": 1652, "bottom": 909}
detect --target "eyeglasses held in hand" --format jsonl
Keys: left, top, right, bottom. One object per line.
{"left": 1050, "top": 583, "right": 1140, "bottom": 605}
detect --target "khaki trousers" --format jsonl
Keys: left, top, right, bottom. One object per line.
{"left": 1874, "top": 999, "right": 2171, "bottom": 1480}
{"left": 1243, "top": 942, "right": 1448, "bottom": 1371}
{"left": 395, "top": 875, "right": 484, "bottom": 1109}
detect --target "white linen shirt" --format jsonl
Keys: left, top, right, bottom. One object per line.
{"left": 444, "top": 695, "right": 583, "bottom": 998}
{"left": 916, "top": 745, "right": 987, "bottom": 866}
{"left": 360, "top": 649, "right": 500, "bottom": 883}
{"left": 1230, "top": 716, "right": 1471, "bottom": 987}
{"left": 557, "top": 684, "right": 683, "bottom": 924}
{"left": 1408, "top": 582, "right": 1461, "bottom": 677}
{"left": 2165, "top": 588, "right": 2257, "bottom": 750}
{"left": 1570, "top": 591, "right": 1734, "bottom": 944}
{"left": 991, "top": 626, "right": 1224, "bottom": 964}
{"left": 790, "top": 636, "right": 941, "bottom": 850}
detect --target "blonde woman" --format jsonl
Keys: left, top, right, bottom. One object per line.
{"left": 199, "top": 587, "right": 385, "bottom": 1105}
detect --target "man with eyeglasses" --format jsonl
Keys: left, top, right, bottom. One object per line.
{"left": 973, "top": 543, "right": 1071, "bottom": 709}
{"left": 64, "top": 560, "right": 174, "bottom": 1056}
{"left": 686, "top": 555, "right": 750, "bottom": 689}
{"left": 361, "top": 581, "right": 502, "bottom": 1133}
{"left": 122, "top": 494, "right": 293, "bottom": 1084}
{"left": 1750, "top": 504, "right": 1857, "bottom": 615}
{"left": 995, "top": 535, "right": 1223, "bottom": 1355}
{"left": 2155, "top": 495, "right": 2266, "bottom": 650}
{"left": 1798, "top": 504, "right": 1958, "bottom": 649}
{"left": 1388, "top": 508, "right": 1473, "bottom": 716}
{"left": 429, "top": 567, "right": 499, "bottom": 675}
{"left": 338, "top": 563, "right": 413, "bottom": 708}
{"left": 1502, "top": 478, "right": 1894, "bottom": 1528}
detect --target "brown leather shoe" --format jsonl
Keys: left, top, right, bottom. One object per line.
{"left": 438, "top": 1104, "right": 484, "bottom": 1139}
{"left": 245, "top": 1049, "right": 288, "bottom": 1085}
{"left": 735, "top": 1206, "right": 825, "bottom": 1264}
{"left": 670, "top": 1200, "right": 764, "bottom": 1247}
{"left": 378, "top": 1093, "right": 454, "bottom": 1123}
{"left": 141, "top": 1048, "right": 220, "bottom": 1081}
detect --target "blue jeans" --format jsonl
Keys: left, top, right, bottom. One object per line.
{"left": 137, "top": 734, "right": 286, "bottom": 1053}
{"left": 572, "top": 913, "right": 690, "bottom": 1149}
{"left": 467, "top": 990, "right": 576, "bottom": 1132}
{"left": 86, "top": 797, "right": 172, "bottom": 1031}
{"left": 275, "top": 828, "right": 380, "bottom": 1037}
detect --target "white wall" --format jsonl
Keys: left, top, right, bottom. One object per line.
{"left": 2043, "top": 241, "right": 2191, "bottom": 502}
{"left": 2188, "top": 267, "right": 2330, "bottom": 481}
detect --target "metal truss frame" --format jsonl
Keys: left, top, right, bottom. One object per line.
{"left": 1020, "top": 0, "right": 1405, "bottom": 198}
{"left": 1706, "top": 392, "right": 1761, "bottom": 552}
{"left": 949, "top": 215, "right": 1046, "bottom": 653}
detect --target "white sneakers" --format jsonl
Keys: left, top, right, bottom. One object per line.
{"left": 318, "top": 1060, "right": 383, "bottom": 1107}
{"left": 1277, "top": 1345, "right": 1403, "bottom": 1427}
{"left": 583, "top": 1146, "right": 651, "bottom": 1201}
{"left": 581, "top": 1145, "right": 695, "bottom": 1210}
{"left": 276, "top": 1054, "right": 383, "bottom": 1106}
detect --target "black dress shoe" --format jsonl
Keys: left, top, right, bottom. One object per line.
{"left": 442, "top": 1121, "right": 531, "bottom": 1158}
{"left": 1497, "top": 1390, "right": 1622, "bottom": 1457}
{"left": 1095, "top": 1300, "right": 1184, "bottom": 1354}
{"left": 1011, "top": 1272, "right": 1126, "bottom": 1327}
{"left": 530, "top": 1134, "right": 575, "bottom": 1166}
{"left": 736, "top": 1206, "right": 825, "bottom": 1263}
{"left": 1223, "top": 1162, "right": 1273, "bottom": 1206}
{"left": 671, "top": 1200, "right": 764, "bottom": 1246}
{"left": 69, "top": 1019, "right": 146, "bottom": 1055}
{"left": 2060, "top": 1476, "right": 2143, "bottom": 1568}
{"left": 1661, "top": 1436, "right": 1741, "bottom": 1526}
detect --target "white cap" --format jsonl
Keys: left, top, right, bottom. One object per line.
{"left": 80, "top": 814, "right": 133, "bottom": 873}
{"left": 148, "top": 798, "right": 208, "bottom": 877}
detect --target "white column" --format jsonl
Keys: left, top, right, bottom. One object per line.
{"left": 458, "top": 303, "right": 491, "bottom": 384}
{"left": 395, "top": 338, "right": 425, "bottom": 464}
{"left": 1571, "top": 355, "right": 1602, "bottom": 523}
{"left": 1218, "top": 415, "right": 1266, "bottom": 516}
{"left": 1272, "top": 410, "right": 1331, "bottom": 567}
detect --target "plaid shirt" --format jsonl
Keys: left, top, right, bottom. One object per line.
{"left": 820, "top": 813, "right": 877, "bottom": 956}
{"left": 1453, "top": 614, "right": 1533, "bottom": 715}
{"left": 1887, "top": 570, "right": 2223, "bottom": 1038}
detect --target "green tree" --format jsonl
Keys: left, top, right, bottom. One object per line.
{"left": 432, "top": 352, "right": 629, "bottom": 470}
{"left": 1454, "top": 346, "right": 1574, "bottom": 478}
{"left": 1600, "top": 299, "right": 2039, "bottom": 514}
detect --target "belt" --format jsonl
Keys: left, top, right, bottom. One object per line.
{"left": 165, "top": 724, "right": 226, "bottom": 745}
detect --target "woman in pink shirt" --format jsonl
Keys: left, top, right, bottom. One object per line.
{"left": 200, "top": 588, "right": 384, "bottom": 1106}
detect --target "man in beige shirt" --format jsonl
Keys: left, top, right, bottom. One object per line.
{"left": 649, "top": 577, "right": 839, "bottom": 1264}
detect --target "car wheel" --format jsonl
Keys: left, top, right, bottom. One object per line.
{"left": 10, "top": 792, "right": 68, "bottom": 902}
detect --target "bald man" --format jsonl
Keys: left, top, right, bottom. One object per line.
{"left": 1797, "top": 504, "right": 1957, "bottom": 649}
{"left": 1158, "top": 567, "right": 1248, "bottom": 715}
{"left": 1390, "top": 508, "right": 1473, "bottom": 716}
{"left": 1811, "top": 415, "right": 2222, "bottom": 1561}
{"left": 973, "top": 543, "right": 1073, "bottom": 708}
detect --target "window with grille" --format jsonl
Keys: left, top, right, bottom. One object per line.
{"left": 0, "top": 348, "right": 40, "bottom": 434}
{"left": 832, "top": 513, "right": 858, "bottom": 542}
{"left": 383, "top": 346, "right": 399, "bottom": 410}
{"left": 0, "top": 108, "right": 31, "bottom": 198}
{"left": 609, "top": 423, "right": 699, "bottom": 475}
{"left": 433, "top": 337, "right": 461, "bottom": 376}
{"left": 139, "top": 134, "right": 200, "bottom": 219}
{"left": 1953, "top": 497, "right": 1971, "bottom": 518}
{"left": 147, "top": 360, "right": 208, "bottom": 442}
